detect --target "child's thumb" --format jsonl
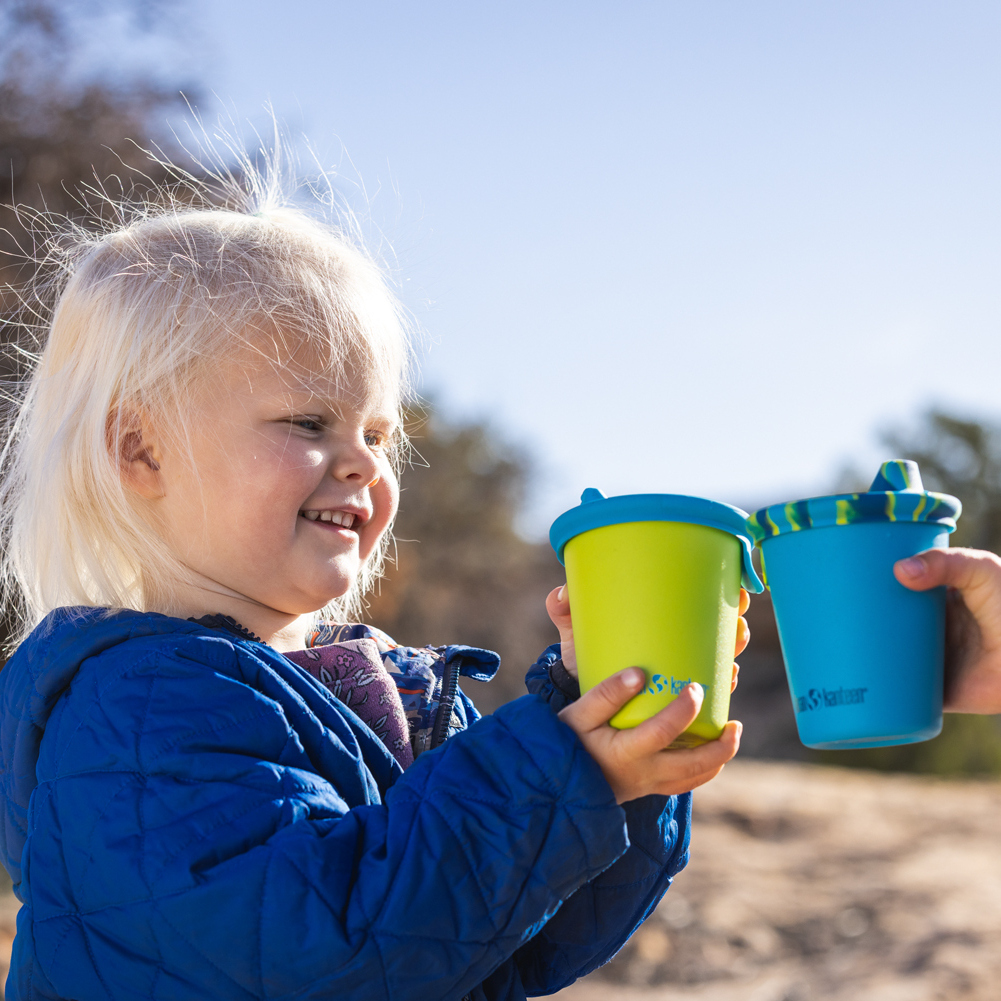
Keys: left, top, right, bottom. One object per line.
{"left": 558, "top": 668, "right": 645, "bottom": 734}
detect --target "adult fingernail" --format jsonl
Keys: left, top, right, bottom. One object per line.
{"left": 557, "top": 584, "right": 566, "bottom": 601}
{"left": 622, "top": 668, "right": 645, "bottom": 689}
{"left": 897, "top": 555, "right": 925, "bottom": 578}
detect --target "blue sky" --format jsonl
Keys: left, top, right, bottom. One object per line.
{"left": 189, "top": 1, "right": 1001, "bottom": 532}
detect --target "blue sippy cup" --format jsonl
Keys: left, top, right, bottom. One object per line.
{"left": 747, "top": 461, "right": 962, "bottom": 750}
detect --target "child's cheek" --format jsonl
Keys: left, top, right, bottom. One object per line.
{"left": 364, "top": 472, "right": 398, "bottom": 554}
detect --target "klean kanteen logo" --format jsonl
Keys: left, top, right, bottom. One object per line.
{"left": 646, "top": 674, "right": 705, "bottom": 697}
{"left": 797, "top": 687, "right": 868, "bottom": 713}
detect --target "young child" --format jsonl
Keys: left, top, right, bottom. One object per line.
{"left": 0, "top": 174, "right": 745, "bottom": 1000}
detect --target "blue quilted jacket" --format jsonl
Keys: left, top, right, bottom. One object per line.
{"left": 0, "top": 608, "right": 691, "bottom": 999}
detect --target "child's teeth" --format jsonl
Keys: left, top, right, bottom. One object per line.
{"left": 304, "top": 509, "right": 357, "bottom": 528}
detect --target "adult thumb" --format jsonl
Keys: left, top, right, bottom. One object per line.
{"left": 894, "top": 547, "right": 1001, "bottom": 598}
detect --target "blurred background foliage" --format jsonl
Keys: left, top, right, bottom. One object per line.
{"left": 366, "top": 404, "right": 563, "bottom": 713}
{"left": 2, "top": 0, "right": 1001, "bottom": 773}
{"left": 0, "top": 0, "right": 194, "bottom": 361}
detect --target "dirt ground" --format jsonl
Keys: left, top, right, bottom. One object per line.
{"left": 0, "top": 887, "right": 15, "bottom": 994}
{"left": 555, "top": 759, "right": 1001, "bottom": 1001}
{"left": 1, "top": 760, "right": 1000, "bottom": 998}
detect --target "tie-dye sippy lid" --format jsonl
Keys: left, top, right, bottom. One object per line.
{"left": 746, "top": 460, "right": 962, "bottom": 544}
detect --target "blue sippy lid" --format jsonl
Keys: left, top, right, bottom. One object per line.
{"left": 549, "top": 487, "right": 765, "bottom": 593}
{"left": 746, "top": 460, "right": 962, "bottom": 544}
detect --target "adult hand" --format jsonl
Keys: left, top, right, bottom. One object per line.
{"left": 894, "top": 548, "right": 1001, "bottom": 713}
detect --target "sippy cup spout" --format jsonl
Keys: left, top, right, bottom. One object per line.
{"left": 869, "top": 460, "right": 924, "bottom": 493}
{"left": 580, "top": 488, "right": 606, "bottom": 504}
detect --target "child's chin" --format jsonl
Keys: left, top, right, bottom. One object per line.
{"left": 307, "top": 570, "right": 360, "bottom": 606}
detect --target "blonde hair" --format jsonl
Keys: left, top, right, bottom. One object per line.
{"left": 0, "top": 151, "right": 412, "bottom": 643}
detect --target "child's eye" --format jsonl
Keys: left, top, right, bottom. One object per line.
{"left": 364, "top": 430, "right": 387, "bottom": 449}
{"left": 292, "top": 417, "right": 323, "bottom": 432}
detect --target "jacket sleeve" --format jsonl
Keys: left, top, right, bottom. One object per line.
{"left": 26, "top": 637, "right": 632, "bottom": 1001}
{"left": 513, "top": 644, "right": 693, "bottom": 996}
{"left": 513, "top": 792, "right": 691, "bottom": 995}
{"left": 525, "top": 643, "right": 579, "bottom": 713}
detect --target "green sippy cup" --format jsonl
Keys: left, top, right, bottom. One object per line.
{"left": 549, "top": 489, "right": 764, "bottom": 745}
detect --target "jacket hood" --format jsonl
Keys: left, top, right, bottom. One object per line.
{"left": 0, "top": 607, "right": 206, "bottom": 894}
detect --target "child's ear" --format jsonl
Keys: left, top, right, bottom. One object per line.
{"left": 108, "top": 410, "right": 165, "bottom": 500}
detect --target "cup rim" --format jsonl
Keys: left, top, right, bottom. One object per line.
{"left": 549, "top": 488, "right": 765, "bottom": 593}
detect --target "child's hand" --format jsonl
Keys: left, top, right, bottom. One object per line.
{"left": 732, "top": 587, "right": 751, "bottom": 693}
{"left": 558, "top": 669, "right": 742, "bottom": 803}
{"left": 546, "top": 585, "right": 577, "bottom": 675}
{"left": 547, "top": 585, "right": 752, "bottom": 694}
{"left": 895, "top": 548, "right": 1001, "bottom": 713}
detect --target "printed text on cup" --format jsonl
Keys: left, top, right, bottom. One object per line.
{"left": 797, "top": 687, "right": 868, "bottom": 713}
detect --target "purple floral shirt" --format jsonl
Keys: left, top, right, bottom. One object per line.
{"left": 284, "top": 640, "right": 415, "bottom": 769}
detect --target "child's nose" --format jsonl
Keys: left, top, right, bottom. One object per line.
{"left": 332, "top": 437, "right": 381, "bottom": 487}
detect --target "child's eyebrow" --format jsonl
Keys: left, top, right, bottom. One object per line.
{"left": 278, "top": 389, "right": 398, "bottom": 428}
{"left": 366, "top": 407, "right": 399, "bottom": 428}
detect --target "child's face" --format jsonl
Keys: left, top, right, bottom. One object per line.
{"left": 148, "top": 338, "right": 399, "bottom": 619}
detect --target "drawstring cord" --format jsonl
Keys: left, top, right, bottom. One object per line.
{"left": 430, "top": 656, "right": 460, "bottom": 749}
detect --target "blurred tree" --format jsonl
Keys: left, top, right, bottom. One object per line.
{"left": 0, "top": 0, "right": 196, "bottom": 341}
{"left": 366, "top": 403, "right": 564, "bottom": 714}
{"left": 0, "top": 0, "right": 196, "bottom": 649}
{"left": 883, "top": 410, "right": 1001, "bottom": 553}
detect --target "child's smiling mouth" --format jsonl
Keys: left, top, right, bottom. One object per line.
{"left": 300, "top": 509, "right": 359, "bottom": 529}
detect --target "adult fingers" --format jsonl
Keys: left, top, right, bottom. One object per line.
{"left": 616, "top": 683, "right": 705, "bottom": 758}
{"left": 895, "top": 549, "right": 1001, "bottom": 651}
{"left": 734, "top": 615, "right": 750, "bottom": 657}
{"left": 942, "top": 586, "right": 992, "bottom": 712}
{"left": 894, "top": 547, "right": 1001, "bottom": 595}
{"left": 558, "top": 667, "right": 645, "bottom": 734}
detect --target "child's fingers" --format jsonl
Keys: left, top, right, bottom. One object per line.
{"left": 616, "top": 683, "right": 705, "bottom": 758}
{"left": 733, "top": 590, "right": 750, "bottom": 659}
{"left": 545, "top": 583, "right": 578, "bottom": 678}
{"left": 734, "top": 615, "right": 750, "bottom": 656}
{"left": 645, "top": 720, "right": 743, "bottom": 795}
{"left": 730, "top": 661, "right": 740, "bottom": 693}
{"left": 545, "top": 585, "right": 571, "bottom": 629}
{"left": 660, "top": 724, "right": 740, "bottom": 792}
{"left": 738, "top": 588, "right": 750, "bottom": 616}
{"left": 558, "top": 667, "right": 645, "bottom": 733}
